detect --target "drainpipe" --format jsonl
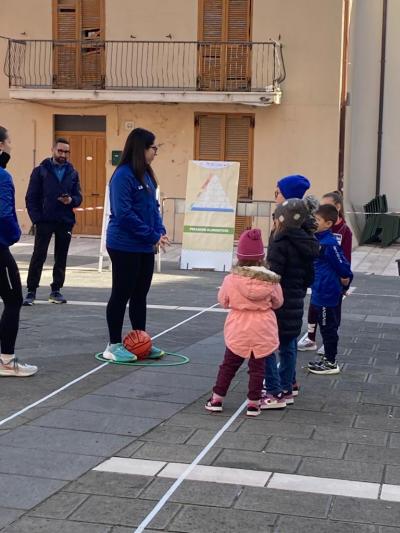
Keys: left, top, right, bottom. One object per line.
{"left": 376, "top": 0, "right": 388, "bottom": 197}
{"left": 338, "top": 0, "right": 351, "bottom": 194}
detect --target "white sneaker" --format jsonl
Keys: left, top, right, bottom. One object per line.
{"left": 103, "top": 343, "right": 137, "bottom": 362}
{"left": 297, "top": 337, "right": 317, "bottom": 351}
{"left": 0, "top": 357, "right": 38, "bottom": 377}
{"left": 317, "top": 345, "right": 325, "bottom": 356}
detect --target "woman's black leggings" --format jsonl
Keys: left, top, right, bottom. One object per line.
{"left": 106, "top": 248, "right": 155, "bottom": 344}
{"left": 0, "top": 248, "right": 23, "bottom": 355}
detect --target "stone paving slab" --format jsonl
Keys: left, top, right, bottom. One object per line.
{"left": 213, "top": 449, "right": 301, "bottom": 474}
{"left": 0, "top": 473, "right": 67, "bottom": 510}
{"left": 167, "top": 505, "right": 276, "bottom": 533}
{"left": 234, "top": 486, "right": 331, "bottom": 518}
{"left": 298, "top": 458, "right": 384, "bottom": 483}
{"left": 2, "top": 517, "right": 113, "bottom": 533}
{"left": 0, "top": 426, "right": 131, "bottom": 457}
{"left": 0, "top": 508, "right": 24, "bottom": 530}
{"left": 69, "top": 495, "right": 180, "bottom": 529}
{"left": 29, "top": 408, "right": 163, "bottom": 437}
{"left": 64, "top": 471, "right": 151, "bottom": 498}
{"left": 0, "top": 445, "right": 102, "bottom": 481}
{"left": 275, "top": 516, "right": 376, "bottom": 533}
{"left": 330, "top": 496, "right": 400, "bottom": 526}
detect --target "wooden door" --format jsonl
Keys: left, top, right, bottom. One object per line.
{"left": 198, "top": 0, "right": 252, "bottom": 91}
{"left": 195, "top": 113, "right": 254, "bottom": 238}
{"left": 56, "top": 130, "right": 106, "bottom": 235}
{"left": 53, "top": 0, "right": 104, "bottom": 89}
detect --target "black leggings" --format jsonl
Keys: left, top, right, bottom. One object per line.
{"left": 106, "top": 248, "right": 155, "bottom": 344}
{"left": 0, "top": 248, "right": 23, "bottom": 354}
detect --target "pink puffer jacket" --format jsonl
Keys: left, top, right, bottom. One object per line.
{"left": 218, "top": 266, "right": 283, "bottom": 358}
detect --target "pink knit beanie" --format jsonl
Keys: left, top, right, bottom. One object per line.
{"left": 237, "top": 228, "right": 265, "bottom": 261}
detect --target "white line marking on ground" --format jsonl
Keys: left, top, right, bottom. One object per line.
{"left": 33, "top": 300, "right": 227, "bottom": 312}
{"left": 94, "top": 457, "right": 397, "bottom": 503}
{"left": 0, "top": 303, "right": 219, "bottom": 428}
{"left": 133, "top": 400, "right": 247, "bottom": 533}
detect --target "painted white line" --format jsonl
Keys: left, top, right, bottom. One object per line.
{"left": 380, "top": 484, "right": 400, "bottom": 502}
{"left": 133, "top": 400, "right": 247, "bottom": 533}
{"left": 159, "top": 462, "right": 271, "bottom": 487}
{"left": 0, "top": 302, "right": 219, "bottom": 428}
{"left": 268, "top": 473, "right": 379, "bottom": 500}
{"left": 33, "top": 300, "right": 227, "bottom": 312}
{"left": 0, "top": 363, "right": 109, "bottom": 428}
{"left": 95, "top": 457, "right": 166, "bottom": 477}
{"left": 94, "top": 457, "right": 399, "bottom": 502}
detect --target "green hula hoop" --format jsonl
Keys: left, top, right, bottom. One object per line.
{"left": 95, "top": 351, "right": 190, "bottom": 367}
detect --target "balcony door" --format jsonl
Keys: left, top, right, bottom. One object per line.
{"left": 53, "top": 0, "right": 105, "bottom": 89}
{"left": 198, "top": 0, "right": 252, "bottom": 91}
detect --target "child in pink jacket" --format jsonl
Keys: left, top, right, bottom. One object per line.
{"left": 205, "top": 229, "right": 283, "bottom": 417}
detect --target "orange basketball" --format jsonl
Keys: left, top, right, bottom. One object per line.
{"left": 123, "top": 330, "right": 152, "bottom": 360}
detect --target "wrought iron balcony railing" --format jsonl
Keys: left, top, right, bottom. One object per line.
{"left": 4, "top": 39, "right": 285, "bottom": 92}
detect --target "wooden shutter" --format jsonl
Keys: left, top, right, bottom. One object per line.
{"left": 195, "top": 114, "right": 225, "bottom": 160}
{"left": 80, "top": 0, "right": 104, "bottom": 88}
{"left": 198, "top": 0, "right": 224, "bottom": 90}
{"left": 226, "top": 0, "right": 252, "bottom": 90}
{"left": 198, "top": 0, "right": 251, "bottom": 91}
{"left": 54, "top": 0, "right": 79, "bottom": 88}
{"left": 195, "top": 113, "right": 254, "bottom": 238}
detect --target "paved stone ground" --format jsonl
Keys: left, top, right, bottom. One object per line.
{"left": 0, "top": 241, "right": 400, "bottom": 532}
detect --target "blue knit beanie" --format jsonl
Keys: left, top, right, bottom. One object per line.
{"left": 277, "top": 174, "right": 310, "bottom": 199}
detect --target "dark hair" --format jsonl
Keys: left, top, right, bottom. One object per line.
{"left": 322, "top": 190, "right": 344, "bottom": 219}
{"left": 316, "top": 204, "right": 339, "bottom": 226}
{"left": 0, "top": 126, "right": 9, "bottom": 143}
{"left": 118, "top": 128, "right": 157, "bottom": 188}
{"left": 54, "top": 137, "right": 70, "bottom": 147}
{"left": 237, "top": 259, "right": 266, "bottom": 267}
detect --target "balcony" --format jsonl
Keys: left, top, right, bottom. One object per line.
{"left": 4, "top": 39, "right": 285, "bottom": 106}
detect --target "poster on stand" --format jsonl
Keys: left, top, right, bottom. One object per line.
{"left": 180, "top": 160, "right": 240, "bottom": 271}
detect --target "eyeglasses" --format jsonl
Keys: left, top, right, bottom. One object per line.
{"left": 274, "top": 189, "right": 279, "bottom": 199}
{"left": 57, "top": 149, "right": 70, "bottom": 155}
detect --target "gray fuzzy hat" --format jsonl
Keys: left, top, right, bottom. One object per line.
{"left": 274, "top": 198, "right": 309, "bottom": 228}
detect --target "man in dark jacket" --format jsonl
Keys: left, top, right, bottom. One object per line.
{"left": 23, "top": 138, "right": 82, "bottom": 305}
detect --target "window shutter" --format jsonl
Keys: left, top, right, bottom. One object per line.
{"left": 80, "top": 0, "right": 104, "bottom": 88}
{"left": 225, "top": 114, "right": 253, "bottom": 238}
{"left": 198, "top": 0, "right": 224, "bottom": 90}
{"left": 226, "top": 0, "right": 251, "bottom": 90}
{"left": 195, "top": 114, "right": 225, "bottom": 161}
{"left": 198, "top": 0, "right": 251, "bottom": 91}
{"left": 54, "top": 0, "right": 79, "bottom": 88}
{"left": 195, "top": 113, "right": 254, "bottom": 239}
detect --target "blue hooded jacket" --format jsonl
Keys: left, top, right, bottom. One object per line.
{"left": 311, "top": 229, "right": 353, "bottom": 308}
{"left": 25, "top": 158, "right": 82, "bottom": 226}
{"left": 0, "top": 167, "right": 22, "bottom": 249}
{"left": 106, "top": 164, "right": 166, "bottom": 253}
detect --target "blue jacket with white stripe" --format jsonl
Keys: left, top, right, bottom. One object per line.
{"left": 311, "top": 229, "right": 353, "bottom": 308}
{"left": 0, "top": 166, "right": 21, "bottom": 250}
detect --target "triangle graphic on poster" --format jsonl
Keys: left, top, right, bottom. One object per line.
{"left": 190, "top": 174, "right": 235, "bottom": 212}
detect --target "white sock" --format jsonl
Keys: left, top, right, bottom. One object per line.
{"left": 1, "top": 354, "right": 14, "bottom": 364}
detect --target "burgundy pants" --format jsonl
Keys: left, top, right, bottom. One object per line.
{"left": 213, "top": 347, "right": 265, "bottom": 401}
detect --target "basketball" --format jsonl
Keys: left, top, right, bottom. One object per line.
{"left": 123, "top": 330, "right": 152, "bottom": 359}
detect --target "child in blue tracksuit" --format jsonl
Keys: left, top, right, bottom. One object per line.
{"left": 308, "top": 204, "right": 353, "bottom": 375}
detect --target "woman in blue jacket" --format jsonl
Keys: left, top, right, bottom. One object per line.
{"left": 103, "top": 128, "right": 169, "bottom": 362}
{"left": 0, "top": 126, "right": 37, "bottom": 376}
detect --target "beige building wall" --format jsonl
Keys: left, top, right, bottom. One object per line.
{"left": 1, "top": 0, "right": 344, "bottom": 237}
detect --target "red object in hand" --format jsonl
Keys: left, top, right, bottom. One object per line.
{"left": 123, "top": 330, "right": 152, "bottom": 359}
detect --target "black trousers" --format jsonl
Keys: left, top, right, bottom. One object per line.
{"left": 316, "top": 304, "right": 341, "bottom": 363}
{"left": 0, "top": 248, "right": 23, "bottom": 354}
{"left": 308, "top": 295, "right": 343, "bottom": 342}
{"left": 26, "top": 222, "right": 73, "bottom": 292}
{"left": 106, "top": 248, "right": 155, "bottom": 344}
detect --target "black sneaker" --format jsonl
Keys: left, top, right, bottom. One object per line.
{"left": 49, "top": 291, "right": 67, "bottom": 304}
{"left": 22, "top": 291, "right": 36, "bottom": 306}
{"left": 308, "top": 355, "right": 324, "bottom": 369}
{"left": 308, "top": 358, "right": 340, "bottom": 375}
{"left": 246, "top": 403, "right": 261, "bottom": 417}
